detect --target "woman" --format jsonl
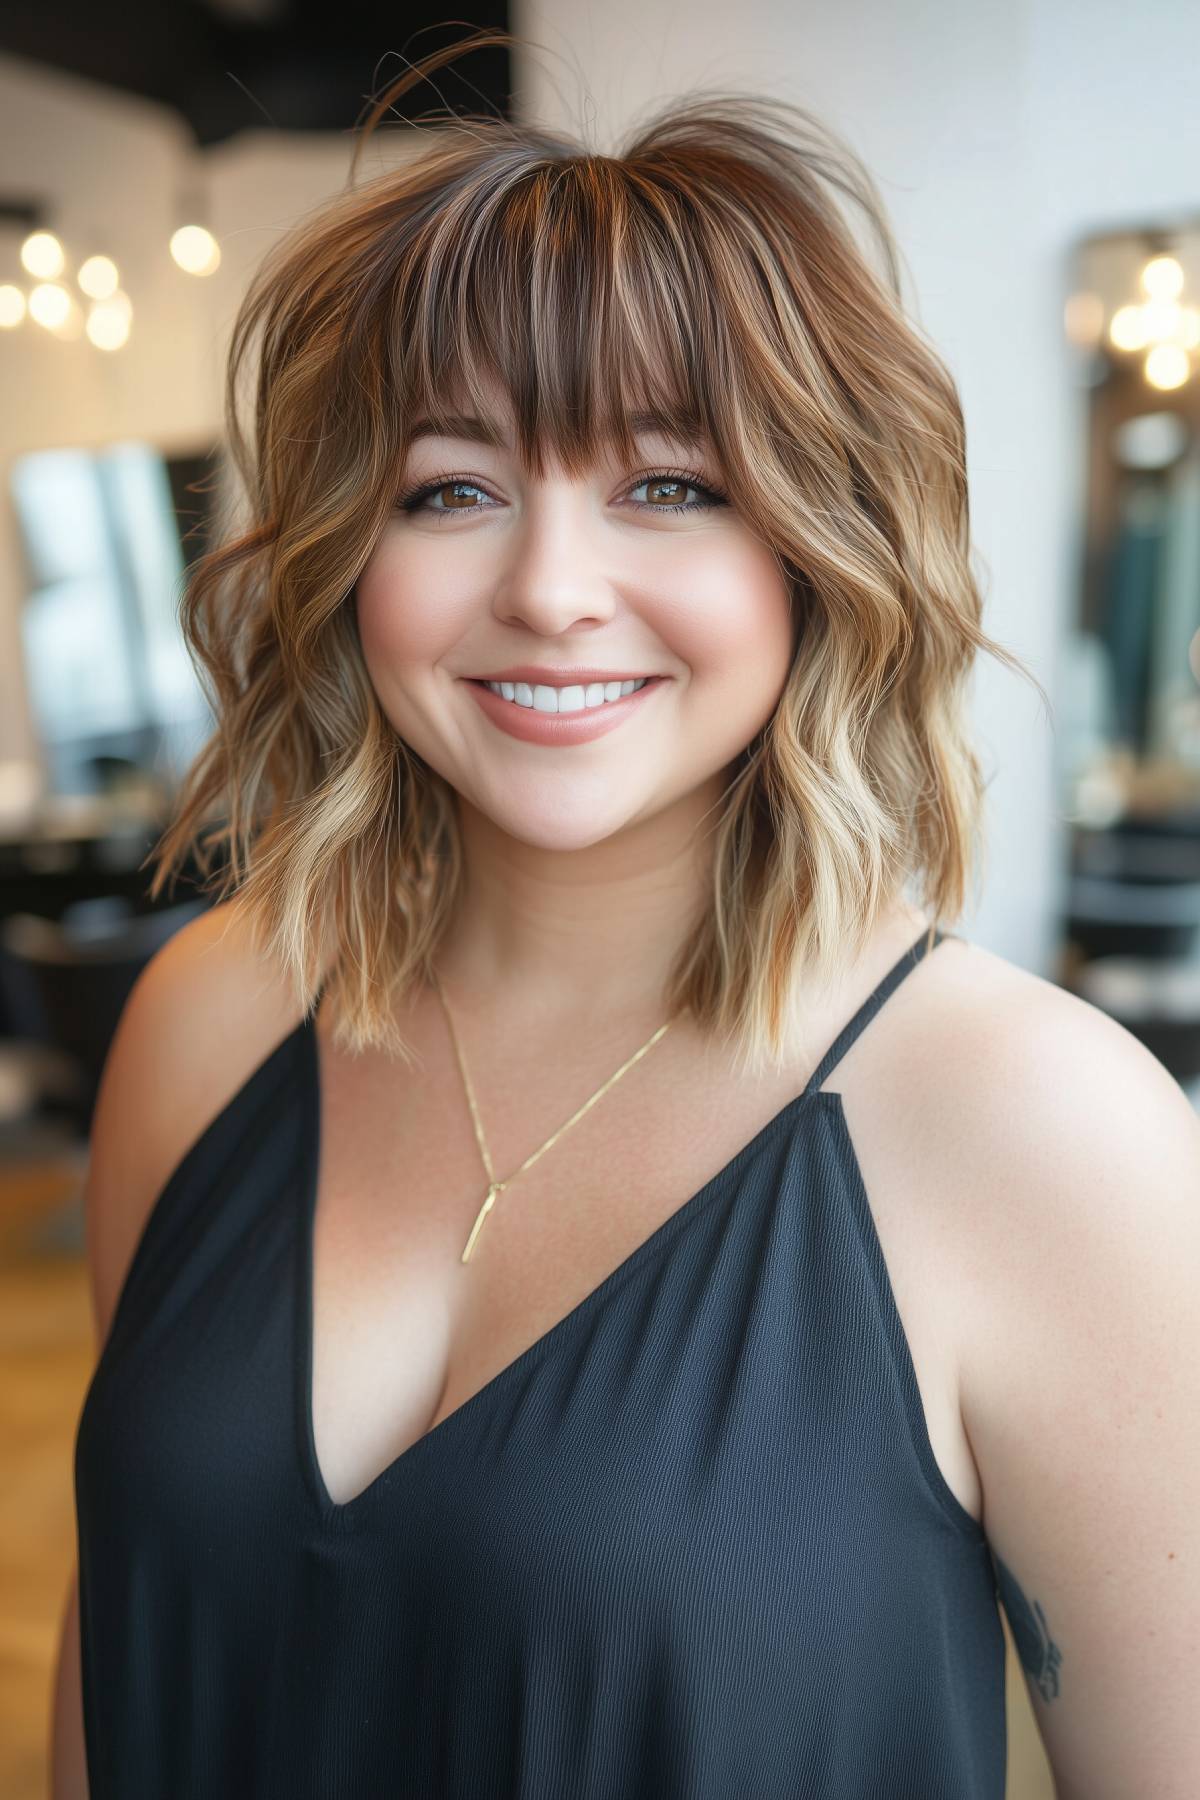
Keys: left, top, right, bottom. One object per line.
{"left": 59, "top": 29, "right": 1199, "bottom": 1800}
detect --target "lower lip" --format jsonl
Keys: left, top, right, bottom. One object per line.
{"left": 462, "top": 677, "right": 667, "bottom": 744}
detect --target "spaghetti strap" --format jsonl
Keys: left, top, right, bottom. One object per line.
{"left": 802, "top": 925, "right": 953, "bottom": 1097}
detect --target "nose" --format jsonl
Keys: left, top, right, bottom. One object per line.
{"left": 489, "top": 488, "right": 619, "bottom": 636}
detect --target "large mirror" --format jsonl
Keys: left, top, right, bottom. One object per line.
{"left": 1059, "top": 223, "right": 1200, "bottom": 1084}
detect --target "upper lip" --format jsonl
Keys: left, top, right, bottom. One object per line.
{"left": 466, "top": 666, "right": 663, "bottom": 685}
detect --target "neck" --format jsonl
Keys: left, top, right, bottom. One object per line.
{"left": 432, "top": 783, "right": 726, "bottom": 1028}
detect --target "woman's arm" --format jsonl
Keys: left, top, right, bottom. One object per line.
{"left": 45, "top": 902, "right": 258, "bottom": 1800}
{"left": 948, "top": 976, "right": 1200, "bottom": 1799}
{"left": 49, "top": 1564, "right": 88, "bottom": 1800}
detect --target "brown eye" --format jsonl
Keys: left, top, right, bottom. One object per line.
{"left": 398, "top": 478, "right": 491, "bottom": 518}
{"left": 627, "top": 470, "right": 727, "bottom": 514}
{"left": 642, "top": 477, "right": 691, "bottom": 506}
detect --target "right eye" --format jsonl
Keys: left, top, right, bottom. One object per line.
{"left": 395, "top": 475, "right": 493, "bottom": 521}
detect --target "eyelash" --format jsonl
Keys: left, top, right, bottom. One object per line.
{"left": 394, "top": 466, "right": 728, "bottom": 522}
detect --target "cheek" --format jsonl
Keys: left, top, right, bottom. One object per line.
{"left": 659, "top": 542, "right": 793, "bottom": 705}
{"left": 354, "top": 538, "right": 465, "bottom": 673}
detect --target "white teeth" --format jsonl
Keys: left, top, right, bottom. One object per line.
{"left": 486, "top": 677, "right": 649, "bottom": 712}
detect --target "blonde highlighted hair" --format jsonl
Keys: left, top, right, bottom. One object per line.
{"left": 149, "top": 28, "right": 1044, "bottom": 1076}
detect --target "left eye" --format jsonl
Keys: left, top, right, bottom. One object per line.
{"left": 626, "top": 472, "right": 727, "bottom": 512}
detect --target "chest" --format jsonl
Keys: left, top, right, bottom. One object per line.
{"left": 307, "top": 1003, "right": 984, "bottom": 1525}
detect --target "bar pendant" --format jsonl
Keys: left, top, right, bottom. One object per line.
{"left": 461, "top": 1183, "right": 501, "bottom": 1263}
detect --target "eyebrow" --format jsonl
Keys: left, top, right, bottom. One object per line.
{"left": 405, "top": 410, "right": 708, "bottom": 451}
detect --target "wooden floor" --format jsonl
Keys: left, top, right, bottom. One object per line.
{"left": 0, "top": 1134, "right": 1056, "bottom": 1800}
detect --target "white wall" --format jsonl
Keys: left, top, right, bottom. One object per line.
{"left": 3, "top": 4, "right": 1197, "bottom": 972}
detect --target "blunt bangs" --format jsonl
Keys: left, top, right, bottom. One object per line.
{"left": 395, "top": 156, "right": 720, "bottom": 486}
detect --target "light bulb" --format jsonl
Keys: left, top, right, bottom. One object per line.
{"left": 21, "top": 231, "right": 65, "bottom": 279}
{"left": 169, "top": 224, "right": 220, "bottom": 276}
{"left": 78, "top": 255, "right": 120, "bottom": 300}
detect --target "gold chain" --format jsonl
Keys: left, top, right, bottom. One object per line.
{"left": 432, "top": 970, "right": 673, "bottom": 1264}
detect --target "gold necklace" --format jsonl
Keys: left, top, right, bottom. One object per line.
{"left": 432, "top": 971, "right": 674, "bottom": 1264}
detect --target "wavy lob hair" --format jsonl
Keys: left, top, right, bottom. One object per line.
{"left": 150, "top": 28, "right": 1042, "bottom": 1076}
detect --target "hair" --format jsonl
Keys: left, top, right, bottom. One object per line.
{"left": 148, "top": 26, "right": 1046, "bottom": 1078}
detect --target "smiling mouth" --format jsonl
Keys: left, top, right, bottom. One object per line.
{"left": 469, "top": 676, "right": 659, "bottom": 715}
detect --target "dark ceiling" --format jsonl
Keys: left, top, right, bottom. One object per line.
{"left": 0, "top": 2, "right": 512, "bottom": 146}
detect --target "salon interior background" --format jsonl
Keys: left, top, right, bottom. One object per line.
{"left": 2, "top": 5, "right": 1200, "bottom": 1794}
{"left": 7, "top": 0, "right": 1200, "bottom": 1181}
{"left": 2, "top": 0, "right": 1199, "bottom": 983}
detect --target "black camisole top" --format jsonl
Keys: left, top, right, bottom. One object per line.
{"left": 74, "top": 924, "right": 1007, "bottom": 1797}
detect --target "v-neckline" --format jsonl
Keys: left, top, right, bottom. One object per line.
{"left": 294, "top": 1009, "right": 829, "bottom": 1529}
{"left": 294, "top": 924, "right": 948, "bottom": 1528}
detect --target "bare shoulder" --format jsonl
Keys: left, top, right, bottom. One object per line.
{"left": 915, "top": 931, "right": 1197, "bottom": 1188}
{"left": 904, "top": 930, "right": 1198, "bottom": 1288}
{"left": 909, "top": 935, "right": 1200, "bottom": 1797}
{"left": 83, "top": 898, "right": 309, "bottom": 1355}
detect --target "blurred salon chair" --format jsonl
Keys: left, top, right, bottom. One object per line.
{"left": 1064, "top": 820, "right": 1200, "bottom": 1094}
{"left": 0, "top": 895, "right": 210, "bottom": 1139}
{"left": 1066, "top": 827, "right": 1200, "bottom": 962}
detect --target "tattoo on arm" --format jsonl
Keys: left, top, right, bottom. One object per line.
{"left": 991, "top": 1552, "right": 1063, "bottom": 1702}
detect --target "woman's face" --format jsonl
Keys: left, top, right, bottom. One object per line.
{"left": 354, "top": 383, "right": 795, "bottom": 852}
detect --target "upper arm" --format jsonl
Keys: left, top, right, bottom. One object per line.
{"left": 50, "top": 1564, "right": 88, "bottom": 1800}
{"left": 63, "top": 902, "right": 248, "bottom": 1797}
{"left": 82, "top": 897, "right": 268, "bottom": 1355}
{"left": 66, "top": 897, "right": 300, "bottom": 1792}
{"left": 950, "top": 979, "right": 1200, "bottom": 1799}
